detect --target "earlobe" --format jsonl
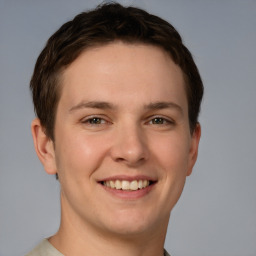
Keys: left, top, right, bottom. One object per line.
{"left": 31, "top": 118, "right": 57, "bottom": 175}
{"left": 187, "top": 123, "right": 201, "bottom": 176}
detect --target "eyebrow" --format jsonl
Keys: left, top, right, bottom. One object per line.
{"left": 69, "top": 100, "right": 183, "bottom": 114}
{"left": 69, "top": 101, "right": 116, "bottom": 112}
{"left": 144, "top": 101, "right": 183, "bottom": 114}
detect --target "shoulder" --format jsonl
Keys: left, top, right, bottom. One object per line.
{"left": 164, "top": 249, "right": 171, "bottom": 256}
{"left": 26, "top": 240, "right": 170, "bottom": 256}
{"left": 26, "top": 239, "right": 63, "bottom": 256}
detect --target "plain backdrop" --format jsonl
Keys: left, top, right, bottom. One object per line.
{"left": 0, "top": 1, "right": 255, "bottom": 256}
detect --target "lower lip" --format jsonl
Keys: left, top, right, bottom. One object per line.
{"left": 100, "top": 183, "right": 156, "bottom": 200}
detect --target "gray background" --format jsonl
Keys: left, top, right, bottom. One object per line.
{"left": 0, "top": 0, "right": 255, "bottom": 256}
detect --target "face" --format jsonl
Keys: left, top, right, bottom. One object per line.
{"left": 33, "top": 42, "right": 200, "bottom": 238}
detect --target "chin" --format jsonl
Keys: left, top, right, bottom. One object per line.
{"left": 105, "top": 223, "right": 151, "bottom": 238}
{"left": 101, "top": 210, "right": 165, "bottom": 237}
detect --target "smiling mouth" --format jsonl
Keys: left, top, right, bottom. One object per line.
{"left": 101, "top": 180, "right": 155, "bottom": 191}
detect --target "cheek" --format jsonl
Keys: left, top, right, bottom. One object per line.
{"left": 152, "top": 133, "right": 190, "bottom": 172}
{"left": 150, "top": 134, "right": 191, "bottom": 213}
{"left": 55, "top": 131, "right": 109, "bottom": 179}
{"left": 54, "top": 133, "right": 109, "bottom": 208}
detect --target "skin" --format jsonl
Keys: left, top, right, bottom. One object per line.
{"left": 32, "top": 42, "right": 201, "bottom": 256}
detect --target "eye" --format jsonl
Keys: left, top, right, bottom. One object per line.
{"left": 81, "top": 116, "right": 107, "bottom": 125}
{"left": 88, "top": 117, "right": 105, "bottom": 125}
{"left": 147, "top": 116, "right": 174, "bottom": 126}
{"left": 150, "top": 117, "right": 166, "bottom": 125}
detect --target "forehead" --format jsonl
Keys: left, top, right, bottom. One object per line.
{"left": 59, "top": 42, "right": 187, "bottom": 111}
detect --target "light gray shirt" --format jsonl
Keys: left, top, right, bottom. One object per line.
{"left": 26, "top": 239, "right": 171, "bottom": 256}
{"left": 26, "top": 239, "right": 63, "bottom": 256}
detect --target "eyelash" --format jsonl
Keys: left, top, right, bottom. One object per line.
{"left": 81, "top": 116, "right": 108, "bottom": 125}
{"left": 147, "top": 116, "right": 175, "bottom": 126}
{"left": 81, "top": 115, "right": 174, "bottom": 127}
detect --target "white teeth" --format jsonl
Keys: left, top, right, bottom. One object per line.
{"left": 115, "top": 180, "right": 122, "bottom": 189}
{"left": 130, "top": 180, "right": 138, "bottom": 190}
{"left": 110, "top": 180, "right": 115, "bottom": 188}
{"left": 138, "top": 180, "right": 143, "bottom": 189}
{"left": 122, "top": 180, "right": 130, "bottom": 190}
{"left": 103, "top": 180, "right": 151, "bottom": 191}
{"left": 143, "top": 180, "right": 149, "bottom": 187}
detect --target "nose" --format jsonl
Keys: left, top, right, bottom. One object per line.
{"left": 110, "top": 124, "right": 149, "bottom": 167}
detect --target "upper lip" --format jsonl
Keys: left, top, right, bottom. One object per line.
{"left": 97, "top": 175, "right": 157, "bottom": 182}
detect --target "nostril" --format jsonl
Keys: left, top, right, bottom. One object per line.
{"left": 109, "top": 133, "right": 149, "bottom": 167}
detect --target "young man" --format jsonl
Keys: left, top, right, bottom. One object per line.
{"left": 27, "top": 3, "right": 203, "bottom": 256}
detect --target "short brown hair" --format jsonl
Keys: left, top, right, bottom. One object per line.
{"left": 30, "top": 2, "right": 203, "bottom": 140}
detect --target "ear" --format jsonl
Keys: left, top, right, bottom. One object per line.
{"left": 187, "top": 123, "right": 201, "bottom": 176}
{"left": 31, "top": 118, "right": 57, "bottom": 175}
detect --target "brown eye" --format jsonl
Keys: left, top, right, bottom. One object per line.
{"left": 147, "top": 116, "right": 175, "bottom": 127}
{"left": 151, "top": 118, "right": 165, "bottom": 124}
{"left": 88, "top": 117, "right": 103, "bottom": 124}
{"left": 82, "top": 117, "right": 107, "bottom": 125}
